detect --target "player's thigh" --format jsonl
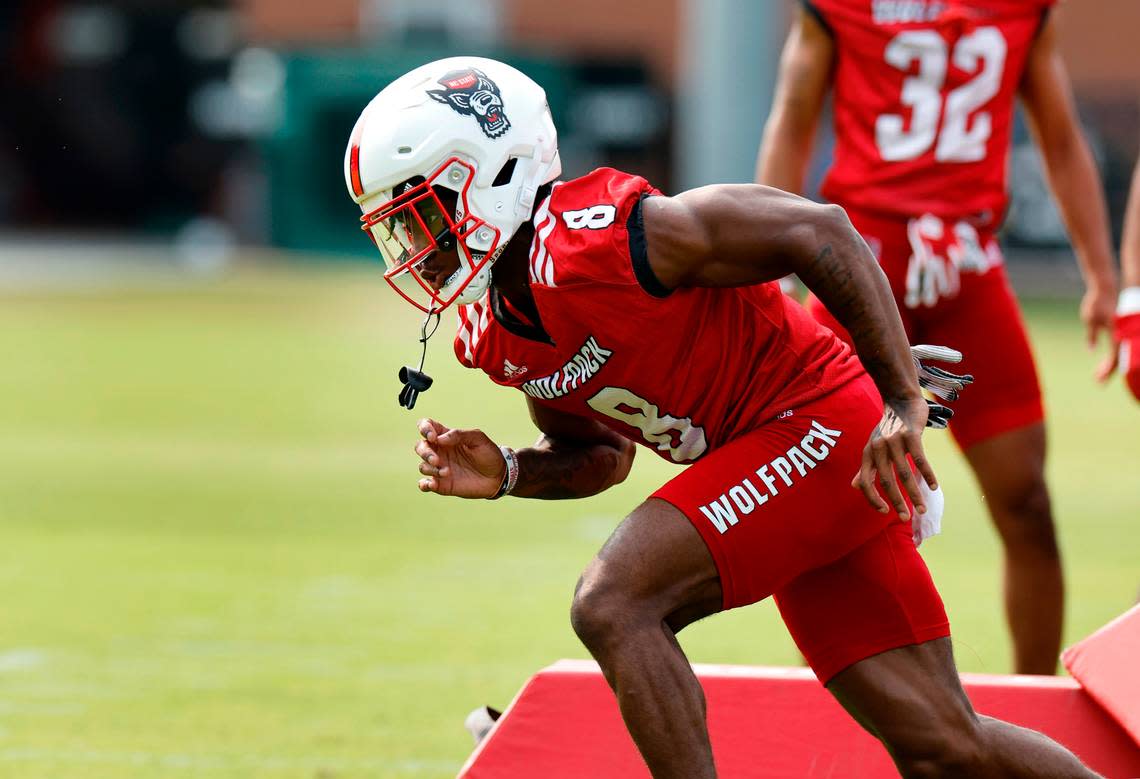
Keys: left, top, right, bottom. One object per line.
{"left": 963, "top": 421, "right": 1046, "bottom": 490}
{"left": 963, "top": 422, "right": 1053, "bottom": 538}
{"left": 653, "top": 375, "right": 895, "bottom": 616}
{"left": 826, "top": 636, "right": 978, "bottom": 752}
{"left": 575, "top": 497, "right": 723, "bottom": 626}
{"left": 921, "top": 266, "right": 1044, "bottom": 450}
{"left": 774, "top": 519, "right": 950, "bottom": 685}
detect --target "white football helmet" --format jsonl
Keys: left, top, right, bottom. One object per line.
{"left": 345, "top": 56, "right": 561, "bottom": 311}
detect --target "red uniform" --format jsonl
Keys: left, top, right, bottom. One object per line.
{"left": 1118, "top": 291, "right": 1140, "bottom": 402}
{"left": 454, "top": 168, "right": 949, "bottom": 682}
{"left": 807, "top": 0, "right": 1055, "bottom": 448}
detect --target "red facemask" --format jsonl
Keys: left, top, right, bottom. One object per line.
{"left": 360, "top": 157, "right": 502, "bottom": 312}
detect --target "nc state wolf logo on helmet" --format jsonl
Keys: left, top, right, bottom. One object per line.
{"left": 427, "top": 68, "right": 511, "bottom": 139}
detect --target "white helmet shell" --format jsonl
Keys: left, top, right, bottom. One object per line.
{"left": 345, "top": 56, "right": 561, "bottom": 309}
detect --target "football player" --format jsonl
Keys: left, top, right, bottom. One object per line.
{"left": 756, "top": 0, "right": 1118, "bottom": 674}
{"left": 1097, "top": 155, "right": 1140, "bottom": 400}
{"left": 346, "top": 57, "right": 1099, "bottom": 777}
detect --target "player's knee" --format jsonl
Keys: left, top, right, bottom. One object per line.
{"left": 992, "top": 475, "right": 1057, "bottom": 555}
{"left": 569, "top": 571, "right": 633, "bottom": 654}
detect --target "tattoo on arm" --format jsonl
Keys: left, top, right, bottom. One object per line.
{"left": 803, "top": 239, "right": 917, "bottom": 403}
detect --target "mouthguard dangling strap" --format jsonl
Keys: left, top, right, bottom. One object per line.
{"left": 398, "top": 309, "right": 441, "bottom": 410}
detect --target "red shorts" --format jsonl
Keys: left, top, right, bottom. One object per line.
{"left": 808, "top": 209, "right": 1044, "bottom": 450}
{"left": 653, "top": 376, "right": 950, "bottom": 684}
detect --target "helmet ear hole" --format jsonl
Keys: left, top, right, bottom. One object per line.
{"left": 491, "top": 157, "right": 518, "bottom": 188}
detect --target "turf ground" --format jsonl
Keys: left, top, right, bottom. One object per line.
{"left": 1, "top": 260, "right": 1136, "bottom": 778}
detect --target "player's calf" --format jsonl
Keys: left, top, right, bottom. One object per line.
{"left": 888, "top": 720, "right": 986, "bottom": 779}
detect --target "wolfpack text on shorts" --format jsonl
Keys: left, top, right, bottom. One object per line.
{"left": 698, "top": 420, "right": 844, "bottom": 534}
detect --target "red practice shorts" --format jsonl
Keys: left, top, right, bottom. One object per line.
{"left": 653, "top": 375, "right": 950, "bottom": 684}
{"left": 808, "top": 209, "right": 1044, "bottom": 450}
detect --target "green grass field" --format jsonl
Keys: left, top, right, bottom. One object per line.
{"left": 1, "top": 261, "right": 1136, "bottom": 778}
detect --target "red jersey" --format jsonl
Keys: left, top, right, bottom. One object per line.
{"left": 810, "top": 0, "right": 1055, "bottom": 223}
{"left": 453, "top": 168, "right": 863, "bottom": 464}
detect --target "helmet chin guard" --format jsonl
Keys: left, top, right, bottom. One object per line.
{"left": 442, "top": 260, "right": 494, "bottom": 306}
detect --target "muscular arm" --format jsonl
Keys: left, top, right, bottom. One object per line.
{"left": 1096, "top": 156, "right": 1140, "bottom": 385}
{"left": 511, "top": 399, "right": 636, "bottom": 500}
{"left": 644, "top": 187, "right": 919, "bottom": 408}
{"left": 1123, "top": 160, "right": 1140, "bottom": 289}
{"left": 643, "top": 186, "right": 935, "bottom": 517}
{"left": 755, "top": 4, "right": 834, "bottom": 192}
{"left": 1019, "top": 14, "right": 1118, "bottom": 347}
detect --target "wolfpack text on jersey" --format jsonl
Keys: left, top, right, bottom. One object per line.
{"left": 520, "top": 337, "right": 613, "bottom": 400}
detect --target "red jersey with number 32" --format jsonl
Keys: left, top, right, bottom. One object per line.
{"left": 452, "top": 168, "right": 863, "bottom": 465}
{"left": 810, "top": 0, "right": 1055, "bottom": 222}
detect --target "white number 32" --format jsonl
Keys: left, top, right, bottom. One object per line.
{"left": 875, "top": 26, "right": 1007, "bottom": 163}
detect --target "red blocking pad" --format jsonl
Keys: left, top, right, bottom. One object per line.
{"left": 1063, "top": 604, "right": 1140, "bottom": 748}
{"left": 459, "top": 660, "right": 1140, "bottom": 778}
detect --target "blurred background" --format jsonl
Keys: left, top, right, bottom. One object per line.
{"left": 3, "top": 0, "right": 1137, "bottom": 266}
{"left": 1, "top": 2, "right": 1137, "bottom": 778}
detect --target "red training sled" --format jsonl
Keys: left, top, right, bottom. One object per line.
{"left": 460, "top": 606, "right": 1140, "bottom": 778}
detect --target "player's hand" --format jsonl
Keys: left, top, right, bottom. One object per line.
{"left": 1081, "top": 282, "right": 1117, "bottom": 368}
{"left": 1099, "top": 309, "right": 1140, "bottom": 401}
{"left": 853, "top": 396, "right": 937, "bottom": 521}
{"left": 415, "top": 418, "right": 507, "bottom": 498}
{"left": 1095, "top": 339, "right": 1120, "bottom": 384}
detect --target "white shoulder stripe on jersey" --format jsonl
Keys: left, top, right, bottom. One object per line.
{"left": 526, "top": 213, "right": 549, "bottom": 286}
{"left": 456, "top": 306, "right": 474, "bottom": 364}
{"left": 528, "top": 185, "right": 559, "bottom": 287}
{"left": 457, "top": 293, "right": 494, "bottom": 366}
{"left": 470, "top": 297, "right": 491, "bottom": 352}
{"left": 538, "top": 214, "right": 558, "bottom": 287}
{"left": 538, "top": 217, "right": 556, "bottom": 287}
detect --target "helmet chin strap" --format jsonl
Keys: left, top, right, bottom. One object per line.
{"left": 397, "top": 240, "right": 510, "bottom": 410}
{"left": 449, "top": 240, "right": 508, "bottom": 305}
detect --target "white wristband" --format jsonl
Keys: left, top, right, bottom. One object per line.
{"left": 1118, "top": 287, "right": 1140, "bottom": 317}
{"left": 489, "top": 446, "right": 519, "bottom": 499}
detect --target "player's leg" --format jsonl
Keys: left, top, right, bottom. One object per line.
{"left": 777, "top": 521, "right": 1096, "bottom": 777}
{"left": 827, "top": 639, "right": 1098, "bottom": 777}
{"left": 962, "top": 423, "right": 1062, "bottom": 674}
{"left": 930, "top": 266, "right": 1061, "bottom": 675}
{"left": 569, "top": 496, "right": 722, "bottom": 779}
{"left": 571, "top": 375, "right": 894, "bottom": 778}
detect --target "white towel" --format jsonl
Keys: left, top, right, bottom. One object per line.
{"left": 912, "top": 479, "right": 944, "bottom": 547}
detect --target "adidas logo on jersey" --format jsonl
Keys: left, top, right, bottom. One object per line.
{"left": 503, "top": 359, "right": 528, "bottom": 379}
